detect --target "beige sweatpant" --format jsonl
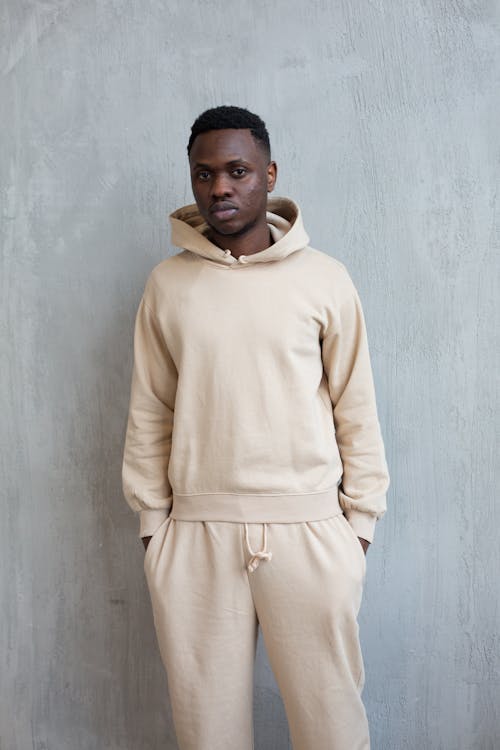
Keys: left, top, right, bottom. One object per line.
{"left": 143, "top": 512, "right": 370, "bottom": 750}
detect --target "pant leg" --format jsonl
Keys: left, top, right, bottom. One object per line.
{"left": 144, "top": 517, "right": 259, "bottom": 750}
{"left": 246, "top": 513, "right": 370, "bottom": 750}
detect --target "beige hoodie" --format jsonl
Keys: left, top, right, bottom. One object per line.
{"left": 122, "top": 197, "right": 390, "bottom": 542}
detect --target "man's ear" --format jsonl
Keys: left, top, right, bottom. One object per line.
{"left": 267, "top": 161, "right": 277, "bottom": 192}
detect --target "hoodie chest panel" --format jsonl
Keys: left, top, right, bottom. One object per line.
{"left": 166, "top": 266, "right": 324, "bottom": 376}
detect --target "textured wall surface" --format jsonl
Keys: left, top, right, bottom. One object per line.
{"left": 1, "top": 2, "right": 499, "bottom": 749}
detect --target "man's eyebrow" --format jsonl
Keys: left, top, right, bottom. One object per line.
{"left": 191, "top": 158, "right": 252, "bottom": 169}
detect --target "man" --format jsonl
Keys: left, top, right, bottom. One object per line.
{"left": 122, "top": 105, "right": 390, "bottom": 750}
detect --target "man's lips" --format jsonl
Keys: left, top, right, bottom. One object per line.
{"left": 209, "top": 202, "right": 238, "bottom": 220}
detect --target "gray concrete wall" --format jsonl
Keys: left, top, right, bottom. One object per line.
{"left": 1, "top": 2, "right": 498, "bottom": 748}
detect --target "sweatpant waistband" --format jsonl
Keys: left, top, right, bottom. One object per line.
{"left": 169, "top": 486, "right": 343, "bottom": 524}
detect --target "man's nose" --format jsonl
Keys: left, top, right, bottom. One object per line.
{"left": 211, "top": 173, "right": 233, "bottom": 197}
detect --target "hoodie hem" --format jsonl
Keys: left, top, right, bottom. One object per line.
{"left": 169, "top": 487, "right": 343, "bottom": 523}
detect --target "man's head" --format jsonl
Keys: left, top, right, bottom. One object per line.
{"left": 187, "top": 106, "right": 277, "bottom": 241}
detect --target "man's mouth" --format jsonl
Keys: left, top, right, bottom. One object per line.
{"left": 210, "top": 202, "right": 238, "bottom": 220}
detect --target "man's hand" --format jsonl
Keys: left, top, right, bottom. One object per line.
{"left": 358, "top": 537, "right": 370, "bottom": 555}
{"left": 142, "top": 536, "right": 152, "bottom": 551}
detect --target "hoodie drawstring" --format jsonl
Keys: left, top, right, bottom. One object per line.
{"left": 244, "top": 522, "right": 273, "bottom": 573}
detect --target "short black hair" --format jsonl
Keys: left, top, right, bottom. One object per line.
{"left": 187, "top": 105, "right": 271, "bottom": 160}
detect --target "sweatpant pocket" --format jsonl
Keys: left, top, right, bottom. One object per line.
{"left": 143, "top": 516, "right": 171, "bottom": 570}
{"left": 339, "top": 514, "right": 367, "bottom": 577}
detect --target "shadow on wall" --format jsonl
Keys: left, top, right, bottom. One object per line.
{"left": 89, "top": 292, "right": 180, "bottom": 747}
{"left": 38, "top": 277, "right": 179, "bottom": 748}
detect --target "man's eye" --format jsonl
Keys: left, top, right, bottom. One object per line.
{"left": 232, "top": 168, "right": 247, "bottom": 177}
{"left": 198, "top": 172, "right": 210, "bottom": 181}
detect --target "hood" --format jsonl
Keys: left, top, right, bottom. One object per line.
{"left": 169, "top": 196, "right": 310, "bottom": 267}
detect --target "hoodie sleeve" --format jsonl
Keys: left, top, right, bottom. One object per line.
{"left": 321, "top": 267, "right": 390, "bottom": 543}
{"left": 122, "top": 293, "right": 177, "bottom": 538}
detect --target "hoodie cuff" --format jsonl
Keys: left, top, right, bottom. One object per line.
{"left": 343, "top": 509, "right": 378, "bottom": 544}
{"left": 139, "top": 508, "right": 169, "bottom": 538}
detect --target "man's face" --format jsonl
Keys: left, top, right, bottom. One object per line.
{"left": 188, "top": 128, "right": 277, "bottom": 238}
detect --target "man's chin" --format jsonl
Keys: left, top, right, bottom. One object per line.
{"left": 207, "top": 220, "right": 247, "bottom": 239}
{"left": 206, "top": 217, "right": 259, "bottom": 240}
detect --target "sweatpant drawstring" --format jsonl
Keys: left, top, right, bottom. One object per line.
{"left": 244, "top": 523, "right": 272, "bottom": 573}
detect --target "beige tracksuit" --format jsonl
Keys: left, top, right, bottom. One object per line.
{"left": 122, "top": 197, "right": 390, "bottom": 749}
